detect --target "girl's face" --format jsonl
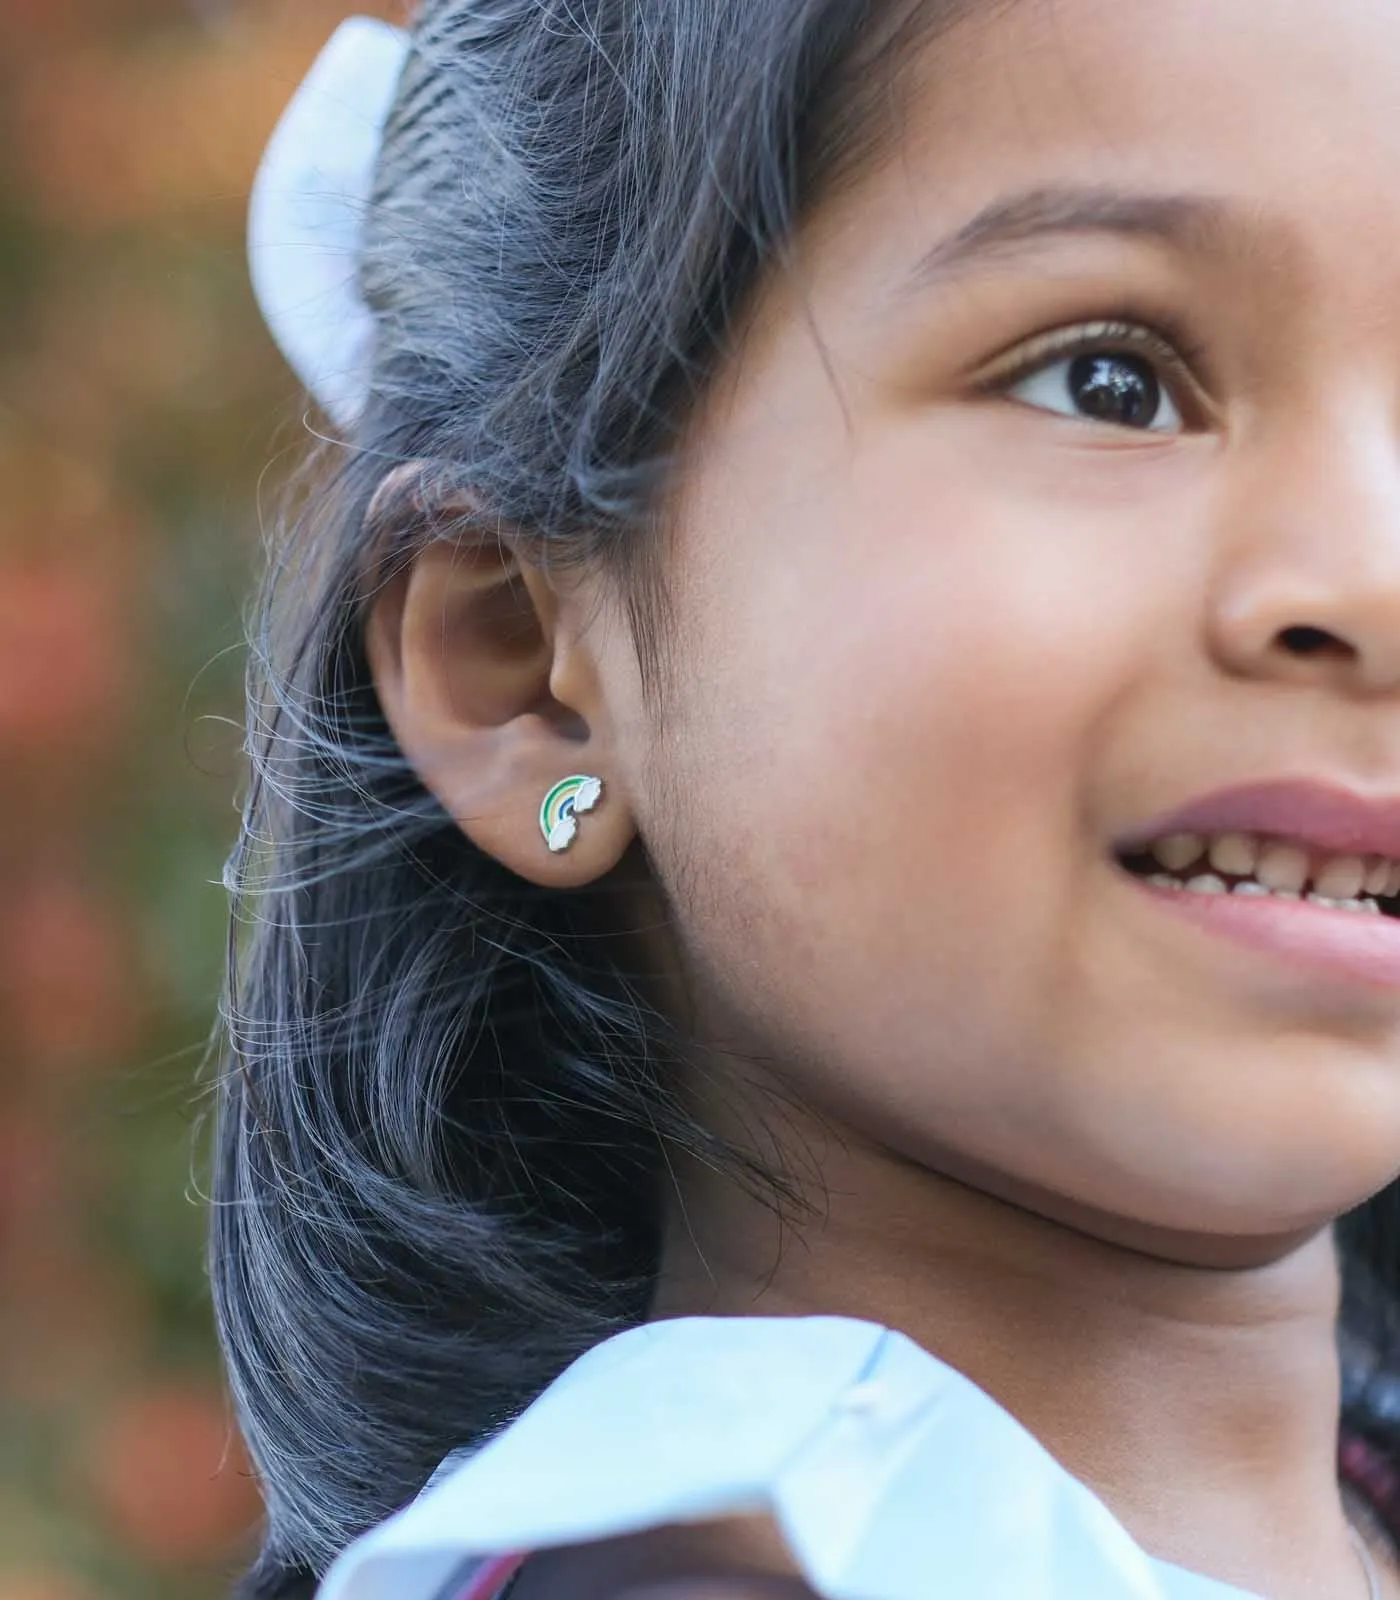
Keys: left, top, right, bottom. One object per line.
{"left": 605, "top": 0, "right": 1400, "bottom": 1259}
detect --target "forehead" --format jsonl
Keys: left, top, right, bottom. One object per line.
{"left": 809, "top": 0, "right": 1400, "bottom": 295}
{"left": 909, "top": 0, "right": 1400, "bottom": 178}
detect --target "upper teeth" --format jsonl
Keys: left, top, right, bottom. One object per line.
{"left": 1146, "top": 832, "right": 1400, "bottom": 901}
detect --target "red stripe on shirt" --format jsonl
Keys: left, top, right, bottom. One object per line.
{"left": 453, "top": 1552, "right": 527, "bottom": 1600}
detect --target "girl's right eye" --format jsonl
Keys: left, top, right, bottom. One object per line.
{"left": 1009, "top": 349, "right": 1184, "bottom": 433}
{"left": 983, "top": 320, "right": 1204, "bottom": 435}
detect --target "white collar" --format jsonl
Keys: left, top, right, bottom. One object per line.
{"left": 317, "top": 1314, "right": 1262, "bottom": 1600}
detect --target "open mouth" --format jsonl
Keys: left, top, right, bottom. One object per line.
{"left": 1116, "top": 832, "right": 1400, "bottom": 919}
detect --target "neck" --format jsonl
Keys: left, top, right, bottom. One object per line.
{"left": 651, "top": 1101, "right": 1363, "bottom": 1598}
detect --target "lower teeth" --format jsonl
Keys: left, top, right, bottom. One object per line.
{"left": 1146, "top": 873, "right": 1381, "bottom": 913}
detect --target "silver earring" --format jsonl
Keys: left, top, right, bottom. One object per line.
{"left": 539, "top": 775, "right": 604, "bottom": 853}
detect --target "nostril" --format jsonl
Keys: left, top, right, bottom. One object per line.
{"left": 1278, "top": 624, "right": 1354, "bottom": 659}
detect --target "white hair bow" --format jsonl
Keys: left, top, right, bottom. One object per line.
{"left": 248, "top": 18, "right": 411, "bottom": 429}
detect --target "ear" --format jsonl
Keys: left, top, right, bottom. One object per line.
{"left": 362, "top": 476, "right": 636, "bottom": 888}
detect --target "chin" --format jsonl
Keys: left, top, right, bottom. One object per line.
{"left": 1080, "top": 1138, "right": 1398, "bottom": 1263}
{"left": 946, "top": 1103, "right": 1398, "bottom": 1265}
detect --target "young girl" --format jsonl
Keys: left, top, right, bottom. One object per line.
{"left": 224, "top": 2, "right": 1400, "bottom": 1596}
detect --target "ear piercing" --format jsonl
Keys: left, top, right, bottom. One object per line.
{"left": 540, "top": 775, "right": 604, "bottom": 853}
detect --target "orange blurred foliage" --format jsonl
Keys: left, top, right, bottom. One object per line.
{"left": 0, "top": 1109, "right": 65, "bottom": 1247}
{"left": 12, "top": 3, "right": 402, "bottom": 231}
{"left": 0, "top": 569, "right": 134, "bottom": 757}
{"left": 1, "top": 878, "right": 143, "bottom": 1076}
{"left": 84, "top": 1383, "right": 262, "bottom": 1566}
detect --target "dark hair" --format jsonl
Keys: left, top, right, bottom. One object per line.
{"left": 213, "top": 2, "right": 1400, "bottom": 1595}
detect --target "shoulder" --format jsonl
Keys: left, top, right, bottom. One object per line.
{"left": 514, "top": 1566, "right": 820, "bottom": 1599}
{"left": 508, "top": 1517, "right": 819, "bottom": 1600}
{"left": 611, "top": 1584, "right": 819, "bottom": 1599}
{"left": 527, "top": 1579, "right": 817, "bottom": 1600}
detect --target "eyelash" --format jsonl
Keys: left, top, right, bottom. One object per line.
{"left": 977, "top": 318, "right": 1211, "bottom": 424}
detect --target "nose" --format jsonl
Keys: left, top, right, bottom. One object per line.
{"left": 1208, "top": 421, "right": 1400, "bottom": 696}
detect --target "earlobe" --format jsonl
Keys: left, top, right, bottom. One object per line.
{"left": 362, "top": 499, "right": 636, "bottom": 888}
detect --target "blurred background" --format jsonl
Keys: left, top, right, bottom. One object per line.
{"left": 0, "top": 3, "right": 396, "bottom": 1595}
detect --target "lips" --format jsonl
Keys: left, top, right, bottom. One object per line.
{"left": 1119, "top": 780, "right": 1400, "bottom": 863}
{"left": 1115, "top": 780, "right": 1400, "bottom": 989}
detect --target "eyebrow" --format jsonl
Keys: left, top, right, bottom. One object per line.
{"left": 904, "top": 184, "right": 1252, "bottom": 290}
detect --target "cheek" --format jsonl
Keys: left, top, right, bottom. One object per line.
{"left": 648, "top": 429, "right": 1186, "bottom": 1133}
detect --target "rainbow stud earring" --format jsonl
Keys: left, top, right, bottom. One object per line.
{"left": 539, "top": 775, "right": 604, "bottom": 854}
